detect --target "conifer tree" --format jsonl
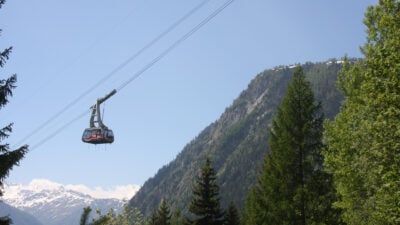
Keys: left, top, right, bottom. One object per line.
{"left": 242, "top": 187, "right": 260, "bottom": 225}
{"left": 118, "top": 205, "right": 144, "bottom": 225}
{"left": 187, "top": 157, "right": 224, "bottom": 225}
{"left": 79, "top": 207, "right": 110, "bottom": 225}
{"left": 158, "top": 198, "right": 171, "bottom": 225}
{"left": 82, "top": 205, "right": 145, "bottom": 225}
{"left": 171, "top": 208, "right": 184, "bottom": 225}
{"left": 244, "top": 67, "right": 340, "bottom": 225}
{"left": 0, "top": 1, "right": 29, "bottom": 224}
{"left": 148, "top": 210, "right": 158, "bottom": 225}
{"left": 324, "top": 0, "right": 400, "bottom": 224}
{"left": 224, "top": 202, "right": 240, "bottom": 225}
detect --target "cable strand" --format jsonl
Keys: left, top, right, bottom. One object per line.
{"left": 26, "top": 0, "right": 235, "bottom": 151}
{"left": 117, "top": 0, "right": 234, "bottom": 91}
{"left": 14, "top": 0, "right": 212, "bottom": 147}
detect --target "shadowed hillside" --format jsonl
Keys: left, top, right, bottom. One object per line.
{"left": 130, "top": 60, "right": 347, "bottom": 216}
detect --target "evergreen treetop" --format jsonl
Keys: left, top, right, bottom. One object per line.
{"left": 148, "top": 210, "right": 158, "bottom": 225}
{"left": 157, "top": 198, "right": 171, "bottom": 225}
{"left": 0, "top": 1, "right": 29, "bottom": 224}
{"left": 224, "top": 202, "right": 240, "bottom": 225}
{"left": 187, "top": 157, "right": 224, "bottom": 225}
{"left": 0, "top": 0, "right": 28, "bottom": 197}
{"left": 244, "top": 66, "right": 340, "bottom": 225}
{"left": 79, "top": 207, "right": 110, "bottom": 225}
{"left": 324, "top": 0, "right": 400, "bottom": 224}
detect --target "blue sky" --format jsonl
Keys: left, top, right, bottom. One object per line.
{"left": 1, "top": 0, "right": 376, "bottom": 188}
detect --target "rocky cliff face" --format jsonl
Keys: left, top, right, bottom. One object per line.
{"left": 130, "top": 60, "right": 345, "bottom": 216}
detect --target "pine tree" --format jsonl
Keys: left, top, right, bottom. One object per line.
{"left": 244, "top": 66, "right": 340, "bottom": 225}
{"left": 224, "top": 202, "right": 240, "bottom": 225}
{"left": 79, "top": 207, "right": 110, "bottom": 225}
{"left": 187, "top": 157, "right": 224, "bottom": 225}
{"left": 148, "top": 210, "right": 158, "bottom": 225}
{"left": 84, "top": 206, "right": 145, "bottom": 225}
{"left": 242, "top": 187, "right": 261, "bottom": 225}
{"left": 118, "top": 205, "right": 144, "bottom": 225}
{"left": 0, "top": 74, "right": 28, "bottom": 192}
{"left": 158, "top": 198, "right": 171, "bottom": 225}
{"left": 323, "top": 0, "right": 400, "bottom": 224}
{"left": 0, "top": 1, "right": 29, "bottom": 224}
{"left": 80, "top": 207, "right": 92, "bottom": 225}
{"left": 171, "top": 208, "right": 184, "bottom": 225}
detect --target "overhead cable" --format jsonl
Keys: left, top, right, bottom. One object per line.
{"left": 3, "top": 3, "right": 140, "bottom": 122}
{"left": 14, "top": 0, "right": 212, "bottom": 147}
{"left": 117, "top": 0, "right": 235, "bottom": 92}
{"left": 29, "top": 0, "right": 235, "bottom": 150}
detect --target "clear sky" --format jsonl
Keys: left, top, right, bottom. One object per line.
{"left": 1, "top": 0, "right": 376, "bottom": 188}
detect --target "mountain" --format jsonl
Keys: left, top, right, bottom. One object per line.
{"left": 0, "top": 201, "right": 43, "bottom": 225}
{"left": 2, "top": 179, "right": 140, "bottom": 225}
{"left": 129, "top": 60, "right": 347, "bottom": 215}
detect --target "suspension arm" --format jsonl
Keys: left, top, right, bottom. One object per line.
{"left": 97, "top": 89, "right": 117, "bottom": 105}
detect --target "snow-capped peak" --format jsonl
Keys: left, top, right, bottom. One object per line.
{"left": 3, "top": 179, "right": 140, "bottom": 201}
{"left": 28, "top": 179, "right": 63, "bottom": 191}
{"left": 65, "top": 184, "right": 140, "bottom": 200}
{"left": 1, "top": 179, "right": 140, "bottom": 225}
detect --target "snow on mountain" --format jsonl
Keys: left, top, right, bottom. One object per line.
{"left": 65, "top": 183, "right": 140, "bottom": 200}
{"left": 4, "top": 179, "right": 140, "bottom": 201}
{"left": 1, "top": 179, "right": 140, "bottom": 225}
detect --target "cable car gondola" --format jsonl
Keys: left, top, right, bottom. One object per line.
{"left": 82, "top": 89, "right": 116, "bottom": 144}
{"left": 82, "top": 127, "right": 114, "bottom": 144}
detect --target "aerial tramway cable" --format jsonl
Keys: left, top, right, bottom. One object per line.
{"left": 116, "top": 0, "right": 234, "bottom": 92}
{"left": 14, "top": 0, "right": 213, "bottom": 147}
{"left": 27, "top": 0, "right": 235, "bottom": 150}
{"left": 3, "top": 4, "right": 140, "bottom": 122}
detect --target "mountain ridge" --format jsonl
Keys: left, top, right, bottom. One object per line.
{"left": 0, "top": 201, "right": 43, "bottom": 225}
{"left": 2, "top": 179, "right": 140, "bottom": 225}
{"left": 130, "top": 59, "right": 347, "bottom": 215}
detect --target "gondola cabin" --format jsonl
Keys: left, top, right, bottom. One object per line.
{"left": 82, "top": 127, "right": 114, "bottom": 144}
{"left": 82, "top": 89, "right": 116, "bottom": 145}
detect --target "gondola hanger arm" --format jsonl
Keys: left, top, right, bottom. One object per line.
{"left": 96, "top": 89, "right": 117, "bottom": 106}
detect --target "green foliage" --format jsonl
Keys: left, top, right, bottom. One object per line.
{"left": 80, "top": 207, "right": 91, "bottom": 225}
{"left": 147, "top": 210, "right": 158, "bottom": 225}
{"left": 114, "top": 205, "right": 144, "bottom": 225}
{"left": 224, "top": 202, "right": 240, "bottom": 225}
{"left": 243, "top": 67, "right": 340, "bottom": 225}
{"left": 323, "top": 1, "right": 400, "bottom": 224}
{"left": 241, "top": 187, "right": 261, "bottom": 225}
{"left": 0, "top": 2, "right": 28, "bottom": 224}
{"left": 158, "top": 199, "right": 172, "bottom": 225}
{"left": 148, "top": 199, "right": 172, "bottom": 225}
{"left": 305, "top": 60, "right": 345, "bottom": 119}
{"left": 170, "top": 208, "right": 185, "bottom": 225}
{"left": 0, "top": 19, "right": 28, "bottom": 199}
{"left": 187, "top": 157, "right": 224, "bottom": 225}
{"left": 79, "top": 207, "right": 110, "bottom": 225}
{"left": 80, "top": 205, "right": 145, "bottom": 225}
{"left": 130, "top": 61, "right": 345, "bottom": 216}
{"left": 0, "top": 217, "right": 11, "bottom": 225}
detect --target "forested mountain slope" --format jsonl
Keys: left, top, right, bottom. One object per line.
{"left": 130, "top": 60, "right": 347, "bottom": 216}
